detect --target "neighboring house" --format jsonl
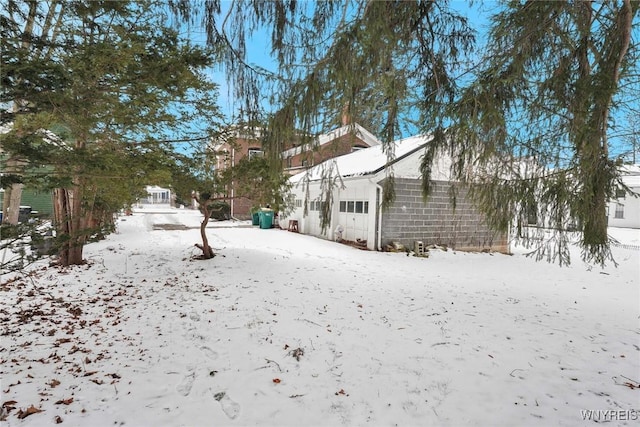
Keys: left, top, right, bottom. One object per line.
{"left": 1, "top": 124, "right": 59, "bottom": 221}
{"left": 282, "top": 123, "right": 382, "bottom": 175}
{"left": 0, "top": 188, "right": 54, "bottom": 218}
{"left": 138, "top": 185, "right": 173, "bottom": 205}
{"left": 210, "top": 127, "right": 265, "bottom": 218}
{"left": 280, "top": 135, "right": 509, "bottom": 253}
{"left": 607, "top": 164, "right": 640, "bottom": 229}
{"left": 211, "top": 123, "right": 382, "bottom": 219}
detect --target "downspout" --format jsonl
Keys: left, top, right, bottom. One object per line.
{"left": 375, "top": 182, "right": 383, "bottom": 251}
{"left": 507, "top": 219, "right": 513, "bottom": 255}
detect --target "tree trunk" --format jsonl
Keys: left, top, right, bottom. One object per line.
{"left": 198, "top": 204, "right": 215, "bottom": 259}
{"left": 2, "top": 181, "right": 23, "bottom": 224}
{"left": 193, "top": 193, "right": 215, "bottom": 259}
{"left": 576, "top": 0, "right": 633, "bottom": 261}
{"left": 54, "top": 184, "right": 87, "bottom": 266}
{"left": 53, "top": 188, "right": 71, "bottom": 266}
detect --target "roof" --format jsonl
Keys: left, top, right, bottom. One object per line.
{"left": 0, "top": 122, "right": 69, "bottom": 151}
{"left": 210, "top": 123, "right": 381, "bottom": 157}
{"left": 281, "top": 123, "right": 382, "bottom": 159}
{"left": 290, "top": 134, "right": 430, "bottom": 183}
{"left": 620, "top": 164, "right": 640, "bottom": 188}
{"left": 146, "top": 185, "right": 171, "bottom": 193}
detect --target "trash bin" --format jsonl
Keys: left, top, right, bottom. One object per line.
{"left": 18, "top": 206, "right": 32, "bottom": 223}
{"left": 252, "top": 212, "right": 260, "bottom": 226}
{"left": 258, "top": 209, "right": 274, "bottom": 229}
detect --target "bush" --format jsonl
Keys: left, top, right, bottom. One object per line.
{"left": 209, "top": 201, "right": 231, "bottom": 220}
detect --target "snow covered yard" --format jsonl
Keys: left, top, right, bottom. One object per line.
{"left": 1, "top": 208, "right": 638, "bottom": 426}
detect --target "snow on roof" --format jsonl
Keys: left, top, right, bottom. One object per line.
{"left": 210, "top": 123, "right": 381, "bottom": 156}
{"left": 620, "top": 164, "right": 640, "bottom": 173}
{"left": 624, "top": 176, "right": 640, "bottom": 187}
{"left": 290, "top": 134, "right": 430, "bottom": 183}
{"left": 281, "top": 123, "right": 382, "bottom": 159}
{"left": 619, "top": 164, "right": 640, "bottom": 188}
{"left": 0, "top": 122, "right": 69, "bottom": 151}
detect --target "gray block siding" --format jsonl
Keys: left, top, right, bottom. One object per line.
{"left": 380, "top": 179, "right": 509, "bottom": 253}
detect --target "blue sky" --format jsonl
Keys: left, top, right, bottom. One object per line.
{"left": 185, "top": 1, "right": 492, "bottom": 123}
{"left": 182, "top": 1, "right": 638, "bottom": 161}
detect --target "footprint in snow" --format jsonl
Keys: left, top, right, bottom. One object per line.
{"left": 201, "top": 346, "right": 218, "bottom": 360}
{"left": 176, "top": 371, "right": 196, "bottom": 396}
{"left": 211, "top": 390, "right": 240, "bottom": 419}
{"left": 402, "top": 400, "right": 419, "bottom": 416}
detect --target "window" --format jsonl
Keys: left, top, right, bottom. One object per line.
{"left": 615, "top": 187, "right": 626, "bottom": 199}
{"left": 339, "top": 200, "right": 369, "bottom": 214}
{"left": 615, "top": 203, "right": 624, "bottom": 219}
{"left": 295, "top": 199, "right": 302, "bottom": 208}
{"left": 310, "top": 200, "right": 322, "bottom": 211}
{"left": 248, "top": 148, "right": 263, "bottom": 159}
{"left": 347, "top": 201, "right": 355, "bottom": 213}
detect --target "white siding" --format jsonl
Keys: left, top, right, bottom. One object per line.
{"left": 282, "top": 178, "right": 379, "bottom": 249}
{"left": 607, "top": 185, "right": 640, "bottom": 229}
{"left": 334, "top": 180, "right": 373, "bottom": 244}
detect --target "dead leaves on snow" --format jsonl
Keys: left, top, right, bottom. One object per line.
{"left": 2, "top": 269, "right": 134, "bottom": 422}
{"left": 613, "top": 375, "right": 640, "bottom": 390}
{"left": 266, "top": 345, "right": 348, "bottom": 400}
{"left": 16, "top": 405, "right": 43, "bottom": 419}
{"left": 1, "top": 400, "right": 18, "bottom": 420}
{"left": 288, "top": 347, "right": 304, "bottom": 362}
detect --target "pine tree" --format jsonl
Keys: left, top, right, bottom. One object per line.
{"left": 177, "top": 0, "right": 638, "bottom": 265}
{"left": 424, "top": 0, "right": 639, "bottom": 265}
{"left": 219, "top": 155, "right": 292, "bottom": 214}
{"left": 1, "top": 1, "right": 224, "bottom": 266}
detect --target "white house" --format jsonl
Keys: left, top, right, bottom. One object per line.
{"left": 607, "top": 164, "right": 640, "bottom": 229}
{"left": 280, "top": 135, "right": 509, "bottom": 253}
{"left": 140, "top": 185, "right": 173, "bottom": 205}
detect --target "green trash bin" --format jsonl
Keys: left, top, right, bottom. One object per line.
{"left": 259, "top": 209, "right": 274, "bottom": 229}
{"left": 252, "top": 212, "right": 260, "bottom": 226}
